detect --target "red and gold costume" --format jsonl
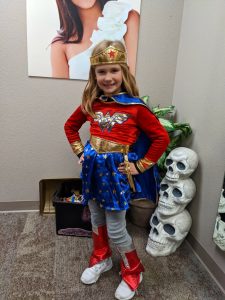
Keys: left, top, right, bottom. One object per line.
{"left": 65, "top": 96, "right": 169, "bottom": 169}
{"left": 65, "top": 93, "right": 169, "bottom": 211}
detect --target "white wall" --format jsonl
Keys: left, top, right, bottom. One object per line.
{"left": 0, "top": 0, "right": 183, "bottom": 202}
{"left": 137, "top": 0, "right": 184, "bottom": 105}
{"left": 172, "top": 0, "right": 225, "bottom": 288}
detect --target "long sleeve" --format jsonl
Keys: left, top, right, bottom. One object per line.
{"left": 64, "top": 105, "right": 87, "bottom": 156}
{"left": 136, "top": 105, "right": 170, "bottom": 172}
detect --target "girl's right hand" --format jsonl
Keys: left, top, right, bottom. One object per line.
{"left": 118, "top": 162, "right": 139, "bottom": 175}
{"left": 78, "top": 153, "right": 84, "bottom": 164}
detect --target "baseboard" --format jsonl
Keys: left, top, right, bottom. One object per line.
{"left": 186, "top": 233, "right": 225, "bottom": 295}
{"left": 0, "top": 201, "right": 39, "bottom": 212}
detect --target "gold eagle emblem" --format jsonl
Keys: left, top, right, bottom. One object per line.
{"left": 94, "top": 112, "right": 129, "bottom": 131}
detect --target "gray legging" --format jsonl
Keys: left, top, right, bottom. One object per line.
{"left": 88, "top": 199, "right": 133, "bottom": 252}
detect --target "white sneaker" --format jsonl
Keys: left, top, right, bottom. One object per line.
{"left": 115, "top": 273, "right": 143, "bottom": 300}
{"left": 80, "top": 257, "right": 113, "bottom": 284}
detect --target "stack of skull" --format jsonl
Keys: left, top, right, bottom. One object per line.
{"left": 146, "top": 147, "right": 199, "bottom": 256}
{"left": 213, "top": 179, "right": 225, "bottom": 251}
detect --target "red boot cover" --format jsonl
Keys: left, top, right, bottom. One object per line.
{"left": 89, "top": 225, "right": 112, "bottom": 267}
{"left": 120, "top": 250, "right": 145, "bottom": 291}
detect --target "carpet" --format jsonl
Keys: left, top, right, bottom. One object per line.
{"left": 0, "top": 212, "right": 224, "bottom": 300}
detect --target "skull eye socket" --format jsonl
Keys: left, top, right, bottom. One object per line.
{"left": 152, "top": 216, "right": 159, "bottom": 226}
{"left": 163, "top": 224, "right": 175, "bottom": 235}
{"left": 177, "top": 162, "right": 186, "bottom": 170}
{"left": 216, "top": 221, "right": 220, "bottom": 230}
{"left": 172, "top": 188, "right": 182, "bottom": 197}
{"left": 160, "top": 184, "right": 168, "bottom": 191}
{"left": 165, "top": 159, "right": 173, "bottom": 166}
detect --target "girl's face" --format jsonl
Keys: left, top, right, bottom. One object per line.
{"left": 71, "top": 0, "right": 97, "bottom": 9}
{"left": 95, "top": 64, "right": 123, "bottom": 97}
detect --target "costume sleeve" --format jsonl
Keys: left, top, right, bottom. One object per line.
{"left": 135, "top": 105, "right": 170, "bottom": 172}
{"left": 64, "top": 105, "right": 87, "bottom": 156}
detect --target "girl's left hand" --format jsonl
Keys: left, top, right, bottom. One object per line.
{"left": 118, "top": 162, "right": 139, "bottom": 175}
{"left": 78, "top": 153, "right": 84, "bottom": 164}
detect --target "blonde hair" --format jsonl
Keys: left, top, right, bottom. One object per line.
{"left": 82, "top": 40, "right": 139, "bottom": 117}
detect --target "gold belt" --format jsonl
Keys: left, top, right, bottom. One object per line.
{"left": 90, "top": 136, "right": 136, "bottom": 192}
{"left": 90, "top": 136, "right": 130, "bottom": 154}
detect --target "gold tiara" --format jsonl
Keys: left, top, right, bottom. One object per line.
{"left": 90, "top": 45, "right": 127, "bottom": 66}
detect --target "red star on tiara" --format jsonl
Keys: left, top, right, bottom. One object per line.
{"left": 108, "top": 50, "right": 116, "bottom": 58}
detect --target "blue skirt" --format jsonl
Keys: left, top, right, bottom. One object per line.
{"left": 81, "top": 141, "right": 160, "bottom": 211}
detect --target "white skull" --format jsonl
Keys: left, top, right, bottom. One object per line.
{"left": 158, "top": 177, "right": 196, "bottom": 216}
{"left": 213, "top": 215, "right": 225, "bottom": 251}
{"left": 165, "top": 147, "right": 198, "bottom": 181}
{"left": 218, "top": 189, "right": 225, "bottom": 213}
{"left": 146, "top": 207, "right": 192, "bottom": 256}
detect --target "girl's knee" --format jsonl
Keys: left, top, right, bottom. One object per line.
{"left": 107, "top": 223, "right": 132, "bottom": 246}
{"left": 107, "top": 226, "right": 125, "bottom": 240}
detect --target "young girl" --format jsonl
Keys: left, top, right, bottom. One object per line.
{"left": 51, "top": 0, "right": 139, "bottom": 80}
{"left": 64, "top": 40, "right": 169, "bottom": 300}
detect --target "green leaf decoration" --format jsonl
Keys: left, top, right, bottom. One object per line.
{"left": 152, "top": 105, "right": 175, "bottom": 118}
{"left": 142, "top": 99, "right": 192, "bottom": 174}
{"left": 173, "top": 123, "right": 192, "bottom": 137}
{"left": 159, "top": 118, "right": 176, "bottom": 132}
{"left": 141, "top": 95, "right": 149, "bottom": 105}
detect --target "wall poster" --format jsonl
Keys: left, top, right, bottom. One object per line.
{"left": 26, "top": 0, "right": 142, "bottom": 81}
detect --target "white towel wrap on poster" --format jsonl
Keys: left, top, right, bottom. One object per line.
{"left": 68, "top": 1, "right": 132, "bottom": 80}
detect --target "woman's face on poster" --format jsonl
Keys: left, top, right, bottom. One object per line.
{"left": 71, "top": 0, "right": 97, "bottom": 9}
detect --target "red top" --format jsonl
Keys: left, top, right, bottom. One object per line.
{"left": 64, "top": 100, "right": 170, "bottom": 163}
